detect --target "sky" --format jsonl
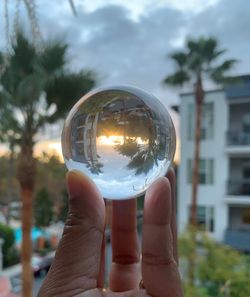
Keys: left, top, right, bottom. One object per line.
{"left": 1, "top": 0, "right": 250, "bottom": 107}
{"left": 0, "top": 0, "right": 249, "bottom": 158}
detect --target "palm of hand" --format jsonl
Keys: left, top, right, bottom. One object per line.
{"left": 38, "top": 171, "right": 182, "bottom": 297}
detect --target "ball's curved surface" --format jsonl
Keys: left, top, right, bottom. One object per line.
{"left": 61, "top": 85, "right": 176, "bottom": 200}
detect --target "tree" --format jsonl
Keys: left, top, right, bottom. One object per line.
{"left": 0, "top": 31, "right": 96, "bottom": 297}
{"left": 164, "top": 36, "right": 236, "bottom": 226}
{"left": 34, "top": 188, "right": 53, "bottom": 227}
{"left": 3, "top": 0, "right": 77, "bottom": 50}
{"left": 179, "top": 231, "right": 250, "bottom": 297}
{"left": 0, "top": 223, "right": 19, "bottom": 268}
{"left": 58, "top": 189, "right": 69, "bottom": 222}
{"left": 163, "top": 36, "right": 237, "bottom": 284}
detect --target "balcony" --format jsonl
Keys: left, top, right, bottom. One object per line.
{"left": 227, "top": 179, "right": 250, "bottom": 196}
{"left": 227, "top": 131, "right": 250, "bottom": 146}
{"left": 224, "top": 229, "right": 250, "bottom": 252}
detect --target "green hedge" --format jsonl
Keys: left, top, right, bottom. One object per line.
{"left": 0, "top": 223, "right": 19, "bottom": 267}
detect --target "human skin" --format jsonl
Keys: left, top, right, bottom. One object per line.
{"left": 38, "top": 169, "right": 183, "bottom": 297}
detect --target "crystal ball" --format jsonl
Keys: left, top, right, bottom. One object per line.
{"left": 61, "top": 85, "right": 176, "bottom": 200}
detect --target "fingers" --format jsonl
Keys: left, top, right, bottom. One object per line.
{"left": 38, "top": 171, "right": 105, "bottom": 297}
{"left": 109, "top": 199, "right": 140, "bottom": 292}
{"left": 166, "top": 168, "right": 178, "bottom": 264}
{"left": 142, "top": 177, "right": 183, "bottom": 297}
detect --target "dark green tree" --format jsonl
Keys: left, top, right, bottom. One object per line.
{"left": 164, "top": 36, "right": 237, "bottom": 227}
{"left": 179, "top": 231, "right": 250, "bottom": 297}
{"left": 34, "top": 188, "right": 53, "bottom": 227}
{"left": 0, "top": 31, "right": 96, "bottom": 297}
{"left": 0, "top": 223, "right": 19, "bottom": 267}
{"left": 163, "top": 37, "right": 237, "bottom": 284}
{"left": 58, "top": 189, "right": 69, "bottom": 223}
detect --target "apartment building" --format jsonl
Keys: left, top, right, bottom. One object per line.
{"left": 178, "top": 75, "right": 250, "bottom": 252}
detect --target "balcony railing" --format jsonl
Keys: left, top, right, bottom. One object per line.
{"left": 224, "top": 229, "right": 250, "bottom": 252}
{"left": 227, "top": 179, "right": 250, "bottom": 196}
{"left": 227, "top": 131, "right": 250, "bottom": 146}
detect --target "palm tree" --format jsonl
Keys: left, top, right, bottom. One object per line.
{"left": 163, "top": 36, "right": 237, "bottom": 284}
{"left": 164, "top": 36, "right": 236, "bottom": 226}
{"left": 3, "top": 0, "right": 77, "bottom": 46}
{"left": 0, "top": 31, "right": 96, "bottom": 297}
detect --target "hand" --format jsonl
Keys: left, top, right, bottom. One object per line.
{"left": 38, "top": 169, "right": 183, "bottom": 297}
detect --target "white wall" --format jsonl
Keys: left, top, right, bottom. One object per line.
{"left": 178, "top": 90, "right": 229, "bottom": 241}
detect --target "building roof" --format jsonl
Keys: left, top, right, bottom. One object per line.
{"left": 180, "top": 88, "right": 223, "bottom": 97}
{"left": 179, "top": 75, "right": 250, "bottom": 100}
{"left": 171, "top": 105, "right": 179, "bottom": 112}
{"left": 225, "top": 75, "right": 250, "bottom": 100}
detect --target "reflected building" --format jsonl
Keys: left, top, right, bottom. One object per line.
{"left": 71, "top": 113, "right": 98, "bottom": 163}
{"left": 70, "top": 113, "right": 103, "bottom": 174}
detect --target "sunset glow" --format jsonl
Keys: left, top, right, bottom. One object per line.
{"left": 97, "top": 135, "right": 149, "bottom": 146}
{"left": 34, "top": 140, "right": 63, "bottom": 161}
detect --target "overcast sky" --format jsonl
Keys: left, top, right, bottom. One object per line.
{"left": 1, "top": 0, "right": 250, "bottom": 107}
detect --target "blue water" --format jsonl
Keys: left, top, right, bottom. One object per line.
{"left": 15, "top": 227, "right": 45, "bottom": 243}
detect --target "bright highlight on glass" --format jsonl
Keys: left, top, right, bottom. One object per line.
{"left": 61, "top": 85, "right": 176, "bottom": 200}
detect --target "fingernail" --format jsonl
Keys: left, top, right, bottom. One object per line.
{"left": 66, "top": 170, "right": 86, "bottom": 197}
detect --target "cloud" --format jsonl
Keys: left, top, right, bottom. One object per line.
{"left": 38, "top": 4, "right": 185, "bottom": 105}
{"left": 187, "top": 0, "right": 250, "bottom": 74}
{"left": 1, "top": 0, "right": 250, "bottom": 107}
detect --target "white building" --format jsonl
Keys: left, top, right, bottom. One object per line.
{"left": 178, "top": 75, "right": 250, "bottom": 252}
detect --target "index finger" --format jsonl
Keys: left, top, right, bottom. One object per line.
{"left": 38, "top": 171, "right": 105, "bottom": 296}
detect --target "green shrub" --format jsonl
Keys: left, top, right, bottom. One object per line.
{"left": 179, "top": 230, "right": 250, "bottom": 297}
{"left": 0, "top": 223, "right": 19, "bottom": 267}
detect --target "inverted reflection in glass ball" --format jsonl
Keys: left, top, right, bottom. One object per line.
{"left": 61, "top": 85, "right": 176, "bottom": 200}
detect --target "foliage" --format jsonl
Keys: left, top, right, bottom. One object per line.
{"left": 58, "top": 189, "right": 69, "bottom": 222}
{"left": 0, "top": 31, "right": 96, "bottom": 143}
{"left": 163, "top": 37, "right": 237, "bottom": 87}
{"left": 179, "top": 231, "right": 250, "bottom": 297}
{"left": 0, "top": 223, "right": 19, "bottom": 267}
{"left": 36, "top": 153, "right": 66, "bottom": 212}
{"left": 0, "top": 156, "right": 19, "bottom": 204}
{"left": 34, "top": 188, "right": 54, "bottom": 227}
{"left": 0, "top": 223, "right": 15, "bottom": 254}
{"left": 0, "top": 154, "right": 66, "bottom": 212}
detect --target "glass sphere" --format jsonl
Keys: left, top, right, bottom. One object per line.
{"left": 61, "top": 85, "right": 176, "bottom": 200}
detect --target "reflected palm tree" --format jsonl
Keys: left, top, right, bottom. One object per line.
{"left": 114, "top": 100, "right": 163, "bottom": 175}
{"left": 115, "top": 138, "right": 160, "bottom": 176}
{"left": 127, "top": 142, "right": 159, "bottom": 175}
{"left": 86, "top": 160, "right": 103, "bottom": 174}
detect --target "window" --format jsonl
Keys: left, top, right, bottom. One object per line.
{"left": 187, "top": 102, "right": 214, "bottom": 140}
{"left": 187, "top": 159, "right": 214, "bottom": 184}
{"left": 243, "top": 114, "right": 250, "bottom": 133}
{"left": 242, "top": 208, "right": 250, "bottom": 224}
{"left": 189, "top": 205, "right": 214, "bottom": 232}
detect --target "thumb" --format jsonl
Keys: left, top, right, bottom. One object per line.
{"left": 38, "top": 171, "right": 105, "bottom": 297}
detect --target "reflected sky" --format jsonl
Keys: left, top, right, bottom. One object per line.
{"left": 62, "top": 85, "right": 175, "bottom": 200}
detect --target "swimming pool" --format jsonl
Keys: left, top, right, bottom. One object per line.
{"left": 15, "top": 227, "right": 46, "bottom": 244}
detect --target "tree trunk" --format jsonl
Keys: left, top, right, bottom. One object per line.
{"left": 188, "top": 74, "right": 204, "bottom": 286}
{"left": 190, "top": 76, "right": 203, "bottom": 226}
{"left": 6, "top": 145, "right": 14, "bottom": 224}
{"left": 17, "top": 140, "right": 36, "bottom": 297}
{"left": 21, "top": 187, "right": 33, "bottom": 297}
